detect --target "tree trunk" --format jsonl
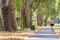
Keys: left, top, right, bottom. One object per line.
{"left": 26, "top": 0, "right": 34, "bottom": 27}
{"left": 0, "top": 0, "right": 5, "bottom": 31}
{"left": 0, "top": 12, "right": 5, "bottom": 31}
{"left": 1, "top": 0, "right": 17, "bottom": 31}
{"left": 26, "top": 14, "right": 32, "bottom": 27}
{"left": 37, "top": 14, "right": 42, "bottom": 26}
{"left": 21, "top": 0, "right": 28, "bottom": 27}
{"left": 21, "top": 6, "right": 27, "bottom": 27}
{"left": 44, "top": 15, "right": 48, "bottom": 26}
{"left": 21, "top": 0, "right": 34, "bottom": 27}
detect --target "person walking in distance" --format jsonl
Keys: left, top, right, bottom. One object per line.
{"left": 50, "top": 18, "right": 54, "bottom": 31}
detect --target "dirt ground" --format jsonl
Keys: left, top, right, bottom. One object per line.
{"left": 54, "top": 27, "right": 60, "bottom": 37}
{"left": 0, "top": 26, "right": 43, "bottom": 40}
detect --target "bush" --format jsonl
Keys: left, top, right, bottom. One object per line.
{"left": 20, "top": 26, "right": 25, "bottom": 31}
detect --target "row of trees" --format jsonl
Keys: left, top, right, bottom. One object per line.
{"left": 15, "top": 0, "right": 60, "bottom": 29}
{"left": 0, "top": 0, "right": 59, "bottom": 31}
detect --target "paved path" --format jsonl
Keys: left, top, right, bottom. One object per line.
{"left": 26, "top": 27, "right": 60, "bottom": 40}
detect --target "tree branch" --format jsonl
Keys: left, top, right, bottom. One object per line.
{"left": 32, "top": 0, "right": 40, "bottom": 13}
{"left": 0, "top": 0, "right": 2, "bottom": 8}
{"left": 5, "top": 0, "right": 9, "bottom": 7}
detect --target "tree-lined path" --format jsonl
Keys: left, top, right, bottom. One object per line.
{"left": 26, "top": 26, "right": 60, "bottom": 40}
{"left": 0, "top": 0, "right": 60, "bottom": 40}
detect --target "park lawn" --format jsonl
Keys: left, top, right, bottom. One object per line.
{"left": 0, "top": 26, "right": 43, "bottom": 40}
{"left": 53, "top": 27, "right": 60, "bottom": 37}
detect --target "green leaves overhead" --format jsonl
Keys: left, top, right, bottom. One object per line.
{"left": 31, "top": 0, "right": 40, "bottom": 12}
{"left": 14, "top": 0, "right": 23, "bottom": 11}
{"left": 14, "top": 0, "right": 59, "bottom": 18}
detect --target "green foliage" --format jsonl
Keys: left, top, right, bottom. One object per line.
{"left": 20, "top": 26, "right": 25, "bottom": 31}
{"left": 31, "top": 0, "right": 40, "bottom": 12}
{"left": 14, "top": 0, "right": 23, "bottom": 11}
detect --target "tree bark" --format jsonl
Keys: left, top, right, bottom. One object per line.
{"left": 21, "top": 3, "right": 27, "bottom": 27}
{"left": 26, "top": 1, "right": 33, "bottom": 27}
{"left": 1, "top": 0, "right": 17, "bottom": 31}
{"left": 0, "top": 12, "right": 5, "bottom": 31}
{"left": 26, "top": 14, "right": 32, "bottom": 27}
{"left": 37, "top": 14, "right": 42, "bottom": 26}
{"left": 21, "top": 0, "right": 31, "bottom": 27}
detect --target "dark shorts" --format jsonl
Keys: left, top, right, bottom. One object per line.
{"left": 50, "top": 24, "right": 54, "bottom": 26}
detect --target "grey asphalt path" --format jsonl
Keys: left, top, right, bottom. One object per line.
{"left": 26, "top": 26, "right": 60, "bottom": 40}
